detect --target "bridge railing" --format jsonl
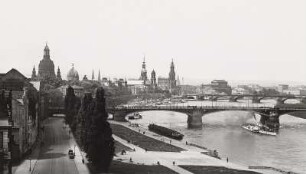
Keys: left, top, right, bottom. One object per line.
{"left": 110, "top": 105, "right": 275, "bottom": 111}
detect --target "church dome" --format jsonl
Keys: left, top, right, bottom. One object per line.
{"left": 67, "top": 64, "right": 79, "bottom": 81}
{"left": 38, "top": 44, "right": 56, "bottom": 80}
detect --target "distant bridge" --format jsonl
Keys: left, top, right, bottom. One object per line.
{"left": 107, "top": 105, "right": 306, "bottom": 128}
{"left": 183, "top": 94, "right": 306, "bottom": 104}
{"left": 49, "top": 104, "right": 306, "bottom": 128}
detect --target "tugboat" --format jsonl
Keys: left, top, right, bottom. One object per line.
{"left": 128, "top": 112, "right": 142, "bottom": 120}
{"left": 242, "top": 113, "right": 277, "bottom": 136}
{"left": 258, "top": 125, "right": 277, "bottom": 136}
{"left": 242, "top": 123, "right": 276, "bottom": 136}
{"left": 148, "top": 124, "right": 184, "bottom": 140}
{"left": 242, "top": 124, "right": 260, "bottom": 133}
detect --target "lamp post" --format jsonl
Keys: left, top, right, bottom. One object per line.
{"left": 29, "top": 157, "right": 31, "bottom": 171}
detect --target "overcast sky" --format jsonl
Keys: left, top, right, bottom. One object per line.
{"left": 0, "top": 0, "right": 305, "bottom": 85}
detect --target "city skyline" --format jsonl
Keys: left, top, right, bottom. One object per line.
{"left": 0, "top": 0, "right": 305, "bottom": 85}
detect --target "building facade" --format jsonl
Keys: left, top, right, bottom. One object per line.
{"left": 208, "top": 80, "right": 232, "bottom": 95}
{"left": 0, "top": 69, "right": 39, "bottom": 163}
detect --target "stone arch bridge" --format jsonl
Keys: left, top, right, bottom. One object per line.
{"left": 107, "top": 105, "right": 306, "bottom": 128}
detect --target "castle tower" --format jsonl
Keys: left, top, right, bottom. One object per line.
{"left": 38, "top": 43, "right": 56, "bottom": 80}
{"left": 31, "top": 66, "right": 37, "bottom": 80}
{"left": 151, "top": 69, "right": 157, "bottom": 88}
{"left": 140, "top": 57, "right": 147, "bottom": 82}
{"left": 57, "top": 66, "right": 62, "bottom": 80}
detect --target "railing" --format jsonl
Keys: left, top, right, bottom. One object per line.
{"left": 109, "top": 105, "right": 306, "bottom": 112}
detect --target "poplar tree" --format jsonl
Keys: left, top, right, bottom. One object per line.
{"left": 84, "top": 87, "right": 114, "bottom": 172}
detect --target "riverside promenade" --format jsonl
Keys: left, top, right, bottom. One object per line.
{"left": 110, "top": 121, "right": 275, "bottom": 174}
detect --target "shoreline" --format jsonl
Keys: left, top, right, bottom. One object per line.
{"left": 110, "top": 121, "right": 265, "bottom": 174}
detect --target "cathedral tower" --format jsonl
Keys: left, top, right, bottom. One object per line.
{"left": 140, "top": 57, "right": 147, "bottom": 82}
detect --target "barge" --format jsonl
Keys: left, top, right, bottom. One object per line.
{"left": 148, "top": 124, "right": 184, "bottom": 140}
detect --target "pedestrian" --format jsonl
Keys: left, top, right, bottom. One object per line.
{"left": 130, "top": 157, "right": 133, "bottom": 162}
{"left": 173, "top": 161, "right": 175, "bottom": 165}
{"left": 186, "top": 141, "right": 188, "bottom": 145}
{"left": 157, "top": 161, "right": 160, "bottom": 165}
{"left": 82, "top": 158, "right": 84, "bottom": 164}
{"left": 226, "top": 157, "right": 228, "bottom": 163}
{"left": 170, "top": 140, "right": 172, "bottom": 144}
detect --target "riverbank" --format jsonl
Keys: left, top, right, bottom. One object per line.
{"left": 110, "top": 121, "right": 266, "bottom": 174}
{"left": 110, "top": 123, "right": 184, "bottom": 152}
{"left": 180, "top": 165, "right": 261, "bottom": 174}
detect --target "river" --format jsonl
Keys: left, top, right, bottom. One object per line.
{"left": 128, "top": 99, "right": 306, "bottom": 174}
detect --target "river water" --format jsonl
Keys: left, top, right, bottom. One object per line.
{"left": 128, "top": 99, "right": 306, "bottom": 173}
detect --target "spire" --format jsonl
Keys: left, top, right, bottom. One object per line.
{"left": 92, "top": 70, "right": 95, "bottom": 80}
{"left": 169, "top": 59, "right": 176, "bottom": 92}
{"left": 43, "top": 43, "right": 50, "bottom": 59}
{"left": 31, "top": 66, "right": 37, "bottom": 79}
{"left": 142, "top": 56, "right": 146, "bottom": 69}
{"left": 171, "top": 58, "right": 174, "bottom": 68}
{"left": 98, "top": 70, "right": 101, "bottom": 82}
{"left": 57, "top": 66, "right": 62, "bottom": 80}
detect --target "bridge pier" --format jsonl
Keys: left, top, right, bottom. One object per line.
{"left": 187, "top": 109, "right": 204, "bottom": 128}
{"left": 276, "top": 98, "right": 285, "bottom": 105}
{"left": 252, "top": 98, "right": 260, "bottom": 103}
{"left": 301, "top": 98, "right": 306, "bottom": 104}
{"left": 229, "top": 97, "right": 238, "bottom": 102}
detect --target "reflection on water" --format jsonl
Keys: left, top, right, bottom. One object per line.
{"left": 129, "top": 104, "right": 306, "bottom": 173}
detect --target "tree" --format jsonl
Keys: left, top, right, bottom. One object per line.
{"left": 64, "top": 86, "right": 80, "bottom": 127}
{"left": 83, "top": 87, "right": 114, "bottom": 172}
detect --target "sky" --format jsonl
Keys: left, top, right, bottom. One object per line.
{"left": 0, "top": 0, "right": 305, "bottom": 86}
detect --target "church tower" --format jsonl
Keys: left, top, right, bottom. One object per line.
{"left": 140, "top": 57, "right": 147, "bottom": 82}
{"left": 92, "top": 70, "right": 95, "bottom": 80}
{"left": 38, "top": 43, "right": 56, "bottom": 80}
{"left": 169, "top": 59, "right": 176, "bottom": 91}
{"left": 31, "top": 66, "right": 37, "bottom": 80}
{"left": 57, "top": 66, "right": 62, "bottom": 80}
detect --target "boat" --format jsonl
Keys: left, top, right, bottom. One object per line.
{"left": 258, "top": 129, "right": 277, "bottom": 136}
{"left": 242, "top": 124, "right": 277, "bottom": 136}
{"left": 148, "top": 124, "right": 184, "bottom": 140}
{"left": 242, "top": 124, "right": 260, "bottom": 133}
{"left": 128, "top": 112, "right": 142, "bottom": 120}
